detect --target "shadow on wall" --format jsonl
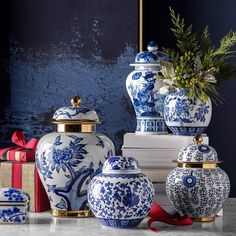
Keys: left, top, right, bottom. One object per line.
{"left": 0, "top": 0, "right": 138, "bottom": 152}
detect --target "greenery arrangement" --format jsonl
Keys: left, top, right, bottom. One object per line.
{"left": 160, "top": 7, "right": 236, "bottom": 103}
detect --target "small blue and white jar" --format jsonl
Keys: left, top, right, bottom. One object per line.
{"left": 88, "top": 156, "right": 154, "bottom": 228}
{"left": 0, "top": 188, "right": 30, "bottom": 223}
{"left": 126, "top": 42, "right": 169, "bottom": 134}
{"left": 166, "top": 135, "right": 230, "bottom": 222}
{"left": 36, "top": 95, "right": 115, "bottom": 217}
{"left": 164, "top": 89, "right": 212, "bottom": 135}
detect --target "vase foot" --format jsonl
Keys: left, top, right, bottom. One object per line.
{"left": 51, "top": 209, "right": 94, "bottom": 218}
{"left": 99, "top": 218, "right": 144, "bottom": 228}
{"left": 168, "top": 126, "right": 206, "bottom": 136}
{"left": 136, "top": 117, "right": 168, "bottom": 133}
{"left": 192, "top": 216, "right": 215, "bottom": 222}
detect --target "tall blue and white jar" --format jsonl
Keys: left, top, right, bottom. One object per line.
{"left": 164, "top": 89, "right": 212, "bottom": 135}
{"left": 36, "top": 95, "right": 115, "bottom": 217}
{"left": 126, "top": 42, "right": 169, "bottom": 134}
{"left": 88, "top": 156, "right": 154, "bottom": 228}
{"left": 166, "top": 134, "right": 230, "bottom": 222}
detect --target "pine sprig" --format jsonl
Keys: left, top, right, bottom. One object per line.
{"left": 160, "top": 7, "right": 236, "bottom": 103}
{"left": 169, "top": 7, "right": 199, "bottom": 53}
{"left": 213, "top": 31, "right": 236, "bottom": 57}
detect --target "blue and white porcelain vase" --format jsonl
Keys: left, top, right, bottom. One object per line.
{"left": 164, "top": 89, "right": 212, "bottom": 135}
{"left": 36, "top": 95, "right": 115, "bottom": 217}
{"left": 88, "top": 156, "right": 154, "bottom": 228}
{"left": 166, "top": 135, "right": 230, "bottom": 222}
{"left": 126, "top": 42, "right": 169, "bottom": 134}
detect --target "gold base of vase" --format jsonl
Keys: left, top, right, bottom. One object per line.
{"left": 192, "top": 216, "right": 215, "bottom": 222}
{"left": 51, "top": 209, "right": 94, "bottom": 218}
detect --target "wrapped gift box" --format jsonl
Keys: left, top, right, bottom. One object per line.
{"left": 0, "top": 130, "right": 38, "bottom": 162}
{"left": 0, "top": 161, "right": 50, "bottom": 212}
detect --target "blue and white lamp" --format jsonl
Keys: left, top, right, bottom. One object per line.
{"left": 126, "top": 42, "right": 169, "bottom": 134}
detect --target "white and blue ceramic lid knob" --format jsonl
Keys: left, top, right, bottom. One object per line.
{"left": 134, "top": 41, "right": 169, "bottom": 64}
{"left": 177, "top": 134, "right": 219, "bottom": 163}
{"left": 52, "top": 95, "right": 99, "bottom": 123}
{"left": 102, "top": 156, "right": 141, "bottom": 174}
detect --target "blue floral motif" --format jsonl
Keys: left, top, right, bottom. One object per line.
{"left": 136, "top": 51, "right": 158, "bottom": 63}
{"left": 0, "top": 207, "right": 27, "bottom": 223}
{"left": 132, "top": 72, "right": 142, "bottom": 80}
{"left": 3, "top": 189, "right": 24, "bottom": 202}
{"left": 103, "top": 156, "right": 139, "bottom": 171}
{"left": 88, "top": 172, "right": 154, "bottom": 228}
{"left": 51, "top": 135, "right": 87, "bottom": 173}
{"left": 164, "top": 90, "right": 211, "bottom": 135}
{"left": 128, "top": 71, "right": 165, "bottom": 118}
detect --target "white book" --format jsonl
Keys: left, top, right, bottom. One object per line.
{"left": 123, "top": 133, "right": 209, "bottom": 149}
{"left": 122, "top": 148, "right": 179, "bottom": 168}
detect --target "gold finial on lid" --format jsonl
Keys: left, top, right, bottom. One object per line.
{"left": 193, "top": 134, "right": 203, "bottom": 144}
{"left": 71, "top": 95, "right": 81, "bottom": 108}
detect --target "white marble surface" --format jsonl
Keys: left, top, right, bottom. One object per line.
{"left": 1, "top": 199, "right": 236, "bottom": 236}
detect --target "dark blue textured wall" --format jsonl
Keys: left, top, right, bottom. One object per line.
{"left": 0, "top": 0, "right": 138, "bottom": 152}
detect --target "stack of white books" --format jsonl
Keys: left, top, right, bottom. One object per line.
{"left": 122, "top": 133, "right": 209, "bottom": 182}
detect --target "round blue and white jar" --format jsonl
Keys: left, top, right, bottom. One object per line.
{"left": 88, "top": 156, "right": 154, "bottom": 228}
{"left": 126, "top": 42, "right": 169, "bottom": 134}
{"left": 166, "top": 135, "right": 230, "bottom": 222}
{"left": 164, "top": 89, "right": 212, "bottom": 135}
{"left": 36, "top": 95, "right": 115, "bottom": 217}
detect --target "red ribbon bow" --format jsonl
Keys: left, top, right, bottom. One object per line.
{"left": 0, "top": 130, "right": 38, "bottom": 161}
{"left": 147, "top": 202, "right": 193, "bottom": 233}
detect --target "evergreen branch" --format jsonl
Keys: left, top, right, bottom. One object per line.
{"left": 213, "top": 31, "right": 236, "bottom": 56}
{"left": 169, "top": 7, "right": 200, "bottom": 53}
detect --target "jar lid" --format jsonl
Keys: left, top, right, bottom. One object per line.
{"left": 102, "top": 156, "right": 141, "bottom": 174}
{"left": 0, "top": 188, "right": 30, "bottom": 203}
{"left": 177, "top": 135, "right": 219, "bottom": 163}
{"left": 52, "top": 95, "right": 99, "bottom": 124}
{"left": 132, "top": 41, "right": 169, "bottom": 65}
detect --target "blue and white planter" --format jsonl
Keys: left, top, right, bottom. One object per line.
{"left": 36, "top": 96, "right": 115, "bottom": 217}
{"left": 166, "top": 137, "right": 230, "bottom": 221}
{"left": 164, "top": 89, "right": 212, "bottom": 135}
{"left": 0, "top": 188, "right": 30, "bottom": 223}
{"left": 88, "top": 156, "right": 154, "bottom": 228}
{"left": 126, "top": 42, "right": 169, "bottom": 134}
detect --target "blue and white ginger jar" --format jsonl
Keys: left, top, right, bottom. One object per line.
{"left": 0, "top": 188, "right": 30, "bottom": 223}
{"left": 164, "top": 89, "right": 212, "bottom": 135}
{"left": 126, "top": 42, "right": 169, "bottom": 134}
{"left": 36, "top": 95, "right": 115, "bottom": 217}
{"left": 166, "top": 135, "right": 230, "bottom": 222}
{"left": 88, "top": 156, "right": 154, "bottom": 228}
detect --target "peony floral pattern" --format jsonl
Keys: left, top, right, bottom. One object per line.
{"left": 36, "top": 134, "right": 114, "bottom": 211}
{"left": 164, "top": 89, "right": 212, "bottom": 135}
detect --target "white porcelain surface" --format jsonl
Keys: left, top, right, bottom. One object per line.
{"left": 0, "top": 199, "right": 235, "bottom": 235}
{"left": 36, "top": 132, "right": 114, "bottom": 212}
{"left": 53, "top": 106, "right": 99, "bottom": 121}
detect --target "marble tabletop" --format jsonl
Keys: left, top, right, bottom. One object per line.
{"left": 1, "top": 199, "right": 235, "bottom": 236}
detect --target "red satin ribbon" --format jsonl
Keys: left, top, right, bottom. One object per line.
{"left": 0, "top": 130, "right": 38, "bottom": 161}
{"left": 147, "top": 202, "right": 193, "bottom": 233}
